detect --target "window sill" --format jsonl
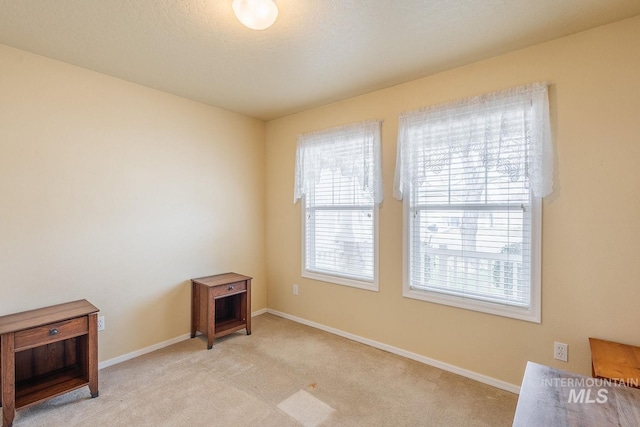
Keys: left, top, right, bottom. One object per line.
{"left": 403, "top": 287, "right": 540, "bottom": 323}
{"left": 303, "top": 270, "right": 379, "bottom": 292}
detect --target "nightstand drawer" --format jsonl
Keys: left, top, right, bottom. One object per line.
{"left": 212, "top": 281, "right": 247, "bottom": 298}
{"left": 14, "top": 317, "right": 89, "bottom": 351}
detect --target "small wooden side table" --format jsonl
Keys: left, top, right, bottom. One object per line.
{"left": 191, "top": 273, "right": 252, "bottom": 349}
{"left": 0, "top": 300, "right": 99, "bottom": 427}
{"left": 589, "top": 337, "right": 640, "bottom": 388}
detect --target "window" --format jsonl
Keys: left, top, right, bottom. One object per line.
{"left": 394, "top": 83, "right": 553, "bottom": 322}
{"left": 294, "top": 121, "right": 383, "bottom": 291}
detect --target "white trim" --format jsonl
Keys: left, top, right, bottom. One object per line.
{"left": 402, "top": 288, "right": 538, "bottom": 322}
{"left": 266, "top": 308, "right": 520, "bottom": 395}
{"left": 529, "top": 196, "right": 542, "bottom": 323}
{"left": 98, "top": 308, "right": 268, "bottom": 370}
{"left": 302, "top": 270, "right": 379, "bottom": 292}
{"left": 252, "top": 307, "right": 268, "bottom": 316}
{"left": 98, "top": 333, "right": 191, "bottom": 370}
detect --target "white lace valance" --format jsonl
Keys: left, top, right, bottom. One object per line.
{"left": 393, "top": 82, "right": 553, "bottom": 200}
{"left": 294, "top": 120, "right": 383, "bottom": 204}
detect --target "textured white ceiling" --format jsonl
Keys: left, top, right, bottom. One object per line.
{"left": 1, "top": 1, "right": 639, "bottom": 120}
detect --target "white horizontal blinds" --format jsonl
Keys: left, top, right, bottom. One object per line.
{"left": 306, "top": 180, "right": 374, "bottom": 281}
{"left": 397, "top": 83, "right": 551, "bottom": 308}
{"left": 295, "top": 121, "right": 382, "bottom": 283}
{"left": 410, "top": 208, "right": 532, "bottom": 306}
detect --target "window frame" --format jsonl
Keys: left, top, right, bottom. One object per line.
{"left": 295, "top": 120, "right": 383, "bottom": 292}
{"left": 401, "top": 194, "right": 541, "bottom": 322}
{"left": 395, "top": 83, "right": 552, "bottom": 323}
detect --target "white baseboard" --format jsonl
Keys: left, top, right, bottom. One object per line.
{"left": 98, "top": 308, "right": 268, "bottom": 370}
{"left": 98, "top": 333, "right": 192, "bottom": 370}
{"left": 266, "top": 308, "right": 521, "bottom": 395}
{"left": 252, "top": 307, "right": 268, "bottom": 316}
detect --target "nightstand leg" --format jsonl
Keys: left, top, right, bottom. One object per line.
{"left": 88, "top": 314, "right": 99, "bottom": 399}
{"left": 191, "top": 281, "right": 198, "bottom": 339}
{"left": 1, "top": 333, "right": 15, "bottom": 427}
{"left": 207, "top": 289, "right": 215, "bottom": 349}
{"left": 245, "top": 279, "right": 251, "bottom": 335}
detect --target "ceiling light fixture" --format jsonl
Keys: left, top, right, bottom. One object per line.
{"left": 232, "top": 0, "right": 278, "bottom": 30}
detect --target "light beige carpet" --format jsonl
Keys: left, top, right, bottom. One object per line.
{"left": 10, "top": 313, "right": 517, "bottom": 426}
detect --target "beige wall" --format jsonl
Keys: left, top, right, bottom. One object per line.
{"left": 0, "top": 44, "right": 267, "bottom": 362}
{"left": 265, "top": 16, "right": 640, "bottom": 387}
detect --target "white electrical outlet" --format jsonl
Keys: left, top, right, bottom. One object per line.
{"left": 97, "top": 316, "right": 105, "bottom": 332}
{"left": 293, "top": 284, "right": 299, "bottom": 295}
{"left": 554, "top": 342, "right": 568, "bottom": 362}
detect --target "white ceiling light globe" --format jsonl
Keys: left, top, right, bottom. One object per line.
{"left": 232, "top": 0, "right": 278, "bottom": 30}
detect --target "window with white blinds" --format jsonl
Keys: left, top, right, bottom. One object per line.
{"left": 394, "top": 83, "right": 553, "bottom": 322}
{"left": 294, "top": 121, "right": 382, "bottom": 291}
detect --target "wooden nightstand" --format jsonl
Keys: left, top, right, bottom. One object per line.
{"left": 191, "top": 273, "right": 252, "bottom": 349}
{"left": 0, "top": 300, "right": 99, "bottom": 427}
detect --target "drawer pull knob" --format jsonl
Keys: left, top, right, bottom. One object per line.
{"left": 49, "top": 328, "right": 59, "bottom": 336}
{"left": 228, "top": 285, "right": 234, "bottom": 291}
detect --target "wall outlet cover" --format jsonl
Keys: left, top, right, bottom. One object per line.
{"left": 554, "top": 342, "right": 568, "bottom": 362}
